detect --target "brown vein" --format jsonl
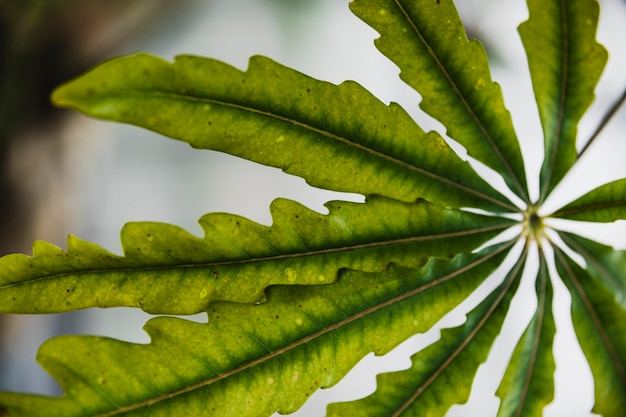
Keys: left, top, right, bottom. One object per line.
{"left": 97, "top": 87, "right": 518, "bottom": 212}
{"left": 509, "top": 250, "right": 551, "bottom": 417}
{"left": 391, "top": 0, "right": 528, "bottom": 203}
{"left": 553, "top": 247, "right": 626, "bottom": 391}
{"left": 390, "top": 241, "right": 528, "bottom": 417}
{"left": 550, "top": 200, "right": 626, "bottom": 219}
{"left": 540, "top": 0, "right": 570, "bottom": 203}
{"left": 93, "top": 239, "right": 516, "bottom": 416}
{"left": 0, "top": 223, "right": 512, "bottom": 290}
{"left": 558, "top": 232, "right": 623, "bottom": 301}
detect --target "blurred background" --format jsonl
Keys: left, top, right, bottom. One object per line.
{"left": 1, "top": 0, "right": 625, "bottom": 415}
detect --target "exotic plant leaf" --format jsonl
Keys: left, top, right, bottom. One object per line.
{"left": 558, "top": 231, "right": 626, "bottom": 308}
{"left": 550, "top": 178, "right": 626, "bottom": 222}
{"left": 0, "top": 244, "right": 512, "bottom": 416}
{"left": 0, "top": 197, "right": 510, "bottom": 315}
{"left": 519, "top": 0, "right": 607, "bottom": 202}
{"left": 51, "top": 54, "right": 513, "bottom": 212}
{"left": 327, "top": 245, "right": 527, "bottom": 417}
{"left": 350, "top": 0, "right": 529, "bottom": 202}
{"left": 1, "top": 0, "right": 625, "bottom": 416}
{"left": 495, "top": 252, "right": 555, "bottom": 417}
{"left": 554, "top": 247, "right": 626, "bottom": 417}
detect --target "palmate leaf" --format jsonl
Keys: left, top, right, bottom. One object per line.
{"left": 1, "top": 0, "right": 624, "bottom": 415}
{"left": 496, "top": 250, "right": 555, "bottom": 417}
{"left": 550, "top": 178, "right": 626, "bottom": 222}
{"left": 350, "top": 0, "right": 528, "bottom": 202}
{"left": 0, "top": 197, "right": 511, "bottom": 315}
{"left": 51, "top": 53, "right": 514, "bottom": 213}
{"left": 554, "top": 246, "right": 626, "bottom": 417}
{"left": 519, "top": 0, "right": 607, "bottom": 202}
{"left": 326, "top": 244, "right": 527, "bottom": 417}
{"left": 0, "top": 242, "right": 513, "bottom": 417}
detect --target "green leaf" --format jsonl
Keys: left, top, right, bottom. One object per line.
{"left": 554, "top": 246, "right": 626, "bottom": 417}
{"left": 326, "top": 243, "right": 527, "bottom": 417}
{"left": 349, "top": 0, "right": 528, "bottom": 202}
{"left": 550, "top": 178, "right": 626, "bottom": 222}
{"left": 519, "top": 0, "right": 607, "bottom": 203}
{"left": 559, "top": 231, "right": 626, "bottom": 309}
{"left": 496, "top": 250, "right": 555, "bottom": 417}
{"left": 3, "top": 0, "right": 623, "bottom": 415}
{"left": 0, "top": 242, "right": 513, "bottom": 417}
{"left": 0, "top": 197, "right": 512, "bottom": 315}
{"left": 51, "top": 53, "right": 515, "bottom": 212}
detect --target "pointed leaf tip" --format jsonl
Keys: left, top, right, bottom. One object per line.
{"left": 52, "top": 52, "right": 516, "bottom": 212}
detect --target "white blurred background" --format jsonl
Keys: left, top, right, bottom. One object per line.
{"left": 1, "top": 0, "right": 625, "bottom": 415}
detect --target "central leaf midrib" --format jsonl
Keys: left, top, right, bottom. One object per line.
{"left": 100, "top": 89, "right": 517, "bottom": 212}
{"left": 550, "top": 200, "right": 626, "bottom": 218}
{"left": 390, "top": 244, "right": 527, "bottom": 417}
{"left": 512, "top": 257, "right": 549, "bottom": 417}
{"left": 391, "top": 0, "right": 528, "bottom": 203}
{"left": 554, "top": 247, "right": 626, "bottom": 392}
{"left": 540, "top": 0, "right": 570, "bottom": 203}
{"left": 1, "top": 223, "right": 512, "bottom": 289}
{"left": 559, "top": 233, "right": 622, "bottom": 299}
{"left": 93, "top": 241, "right": 515, "bottom": 417}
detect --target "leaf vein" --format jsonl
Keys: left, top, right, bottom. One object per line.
{"left": 391, "top": 0, "right": 527, "bottom": 202}
{"left": 93, "top": 240, "right": 515, "bottom": 416}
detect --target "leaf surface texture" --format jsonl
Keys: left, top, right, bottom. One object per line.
{"left": 519, "top": 0, "right": 607, "bottom": 201}
{"left": 350, "top": 0, "right": 528, "bottom": 201}
{"left": 551, "top": 178, "right": 626, "bottom": 222}
{"left": 0, "top": 244, "right": 512, "bottom": 417}
{"left": 52, "top": 54, "right": 514, "bottom": 212}
{"left": 495, "top": 251, "right": 555, "bottom": 417}
{"left": 327, "top": 245, "right": 526, "bottom": 417}
{"left": 0, "top": 0, "right": 623, "bottom": 415}
{"left": 554, "top": 247, "right": 626, "bottom": 417}
{"left": 0, "top": 198, "right": 511, "bottom": 315}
